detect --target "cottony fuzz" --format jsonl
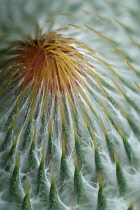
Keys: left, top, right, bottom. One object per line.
{"left": 0, "top": 1, "right": 140, "bottom": 210}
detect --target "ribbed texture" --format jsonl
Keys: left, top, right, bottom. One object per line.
{"left": 0, "top": 0, "right": 140, "bottom": 209}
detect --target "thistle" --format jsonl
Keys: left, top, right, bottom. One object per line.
{"left": 0, "top": 1, "right": 140, "bottom": 210}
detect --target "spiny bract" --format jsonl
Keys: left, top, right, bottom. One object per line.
{"left": 0, "top": 0, "right": 140, "bottom": 210}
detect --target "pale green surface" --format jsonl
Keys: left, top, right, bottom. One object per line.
{"left": 0, "top": 0, "right": 140, "bottom": 210}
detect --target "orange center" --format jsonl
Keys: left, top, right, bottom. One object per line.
{"left": 12, "top": 32, "right": 90, "bottom": 98}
